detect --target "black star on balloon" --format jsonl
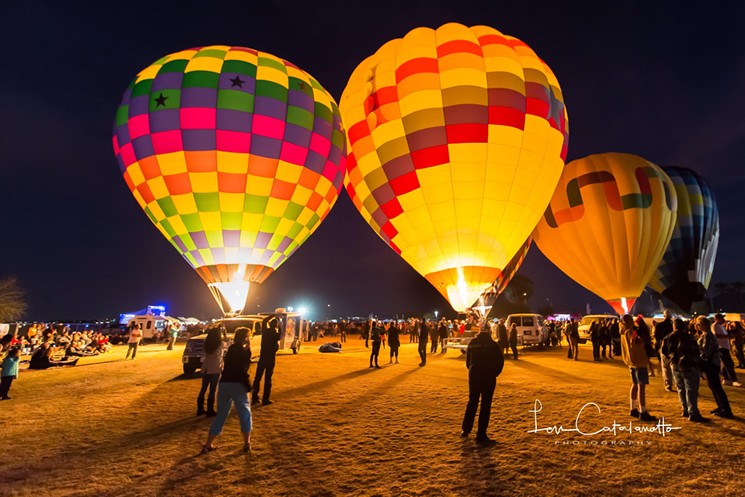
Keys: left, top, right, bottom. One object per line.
{"left": 154, "top": 93, "right": 168, "bottom": 107}
{"left": 230, "top": 76, "right": 244, "bottom": 88}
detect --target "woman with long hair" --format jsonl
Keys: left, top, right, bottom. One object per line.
{"left": 196, "top": 327, "right": 224, "bottom": 416}
{"left": 201, "top": 327, "right": 253, "bottom": 453}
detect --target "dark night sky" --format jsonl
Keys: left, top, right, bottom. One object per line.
{"left": 1, "top": 0, "right": 744, "bottom": 321}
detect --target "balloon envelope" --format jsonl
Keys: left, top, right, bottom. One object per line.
{"left": 533, "top": 153, "right": 677, "bottom": 315}
{"left": 340, "top": 23, "right": 568, "bottom": 312}
{"left": 113, "top": 46, "right": 346, "bottom": 314}
{"left": 648, "top": 167, "right": 719, "bottom": 312}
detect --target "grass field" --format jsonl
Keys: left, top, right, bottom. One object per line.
{"left": 1, "top": 338, "right": 743, "bottom": 496}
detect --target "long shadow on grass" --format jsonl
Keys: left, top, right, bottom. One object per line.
{"left": 276, "top": 367, "right": 382, "bottom": 400}
{"left": 505, "top": 357, "right": 593, "bottom": 384}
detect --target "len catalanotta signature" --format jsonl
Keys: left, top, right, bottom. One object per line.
{"left": 528, "top": 400, "right": 682, "bottom": 437}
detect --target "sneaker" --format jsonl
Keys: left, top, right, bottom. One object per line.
{"left": 722, "top": 379, "right": 733, "bottom": 386}
{"left": 732, "top": 381, "right": 743, "bottom": 387}
{"left": 681, "top": 410, "right": 689, "bottom": 417}
{"left": 665, "top": 387, "right": 676, "bottom": 392}
{"left": 460, "top": 431, "right": 469, "bottom": 438}
{"left": 639, "top": 411, "right": 657, "bottom": 422}
{"left": 629, "top": 408, "right": 640, "bottom": 418}
{"left": 710, "top": 408, "right": 723, "bottom": 415}
{"left": 688, "top": 414, "right": 706, "bottom": 422}
{"left": 715, "top": 410, "right": 734, "bottom": 419}
{"left": 262, "top": 400, "right": 273, "bottom": 406}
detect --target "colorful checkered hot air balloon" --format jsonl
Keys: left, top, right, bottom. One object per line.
{"left": 648, "top": 167, "right": 719, "bottom": 312}
{"left": 533, "top": 153, "right": 678, "bottom": 315}
{"left": 340, "top": 23, "right": 568, "bottom": 312}
{"left": 112, "top": 46, "right": 346, "bottom": 315}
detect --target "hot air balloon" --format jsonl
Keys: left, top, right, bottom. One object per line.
{"left": 471, "top": 237, "right": 532, "bottom": 313}
{"left": 112, "top": 46, "right": 346, "bottom": 315}
{"left": 533, "top": 153, "right": 678, "bottom": 315}
{"left": 340, "top": 23, "right": 568, "bottom": 312}
{"left": 648, "top": 167, "right": 719, "bottom": 312}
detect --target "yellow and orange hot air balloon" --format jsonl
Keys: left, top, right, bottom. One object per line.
{"left": 340, "top": 23, "right": 568, "bottom": 312}
{"left": 112, "top": 46, "right": 346, "bottom": 315}
{"left": 533, "top": 153, "right": 677, "bottom": 315}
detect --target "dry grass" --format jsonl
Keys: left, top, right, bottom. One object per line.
{"left": 1, "top": 339, "right": 743, "bottom": 497}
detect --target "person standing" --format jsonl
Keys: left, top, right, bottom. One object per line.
{"left": 369, "top": 320, "right": 383, "bottom": 369}
{"left": 713, "top": 314, "right": 741, "bottom": 386}
{"left": 654, "top": 310, "right": 675, "bottom": 391}
{"left": 126, "top": 323, "right": 142, "bottom": 360}
{"left": 620, "top": 314, "right": 657, "bottom": 422}
{"left": 438, "top": 320, "right": 449, "bottom": 353}
{"left": 508, "top": 323, "right": 518, "bottom": 360}
{"left": 418, "top": 318, "right": 429, "bottom": 366}
{"left": 731, "top": 320, "right": 745, "bottom": 369}
{"left": 166, "top": 322, "right": 179, "bottom": 351}
{"left": 696, "top": 316, "right": 733, "bottom": 418}
{"left": 197, "top": 328, "right": 224, "bottom": 416}
{"left": 662, "top": 318, "right": 704, "bottom": 422}
{"left": 461, "top": 324, "right": 504, "bottom": 446}
{"left": 569, "top": 319, "right": 580, "bottom": 360}
{"left": 202, "top": 327, "right": 253, "bottom": 454}
{"left": 497, "top": 320, "right": 509, "bottom": 356}
{"left": 388, "top": 321, "right": 400, "bottom": 364}
{"left": 253, "top": 316, "right": 281, "bottom": 406}
{"left": 429, "top": 322, "right": 439, "bottom": 354}
{"left": 590, "top": 321, "right": 601, "bottom": 361}
{"left": 1, "top": 347, "right": 20, "bottom": 400}
{"left": 340, "top": 323, "right": 347, "bottom": 344}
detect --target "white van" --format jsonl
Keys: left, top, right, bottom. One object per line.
{"left": 128, "top": 315, "right": 180, "bottom": 341}
{"left": 577, "top": 315, "right": 619, "bottom": 342}
{"left": 505, "top": 314, "right": 547, "bottom": 346}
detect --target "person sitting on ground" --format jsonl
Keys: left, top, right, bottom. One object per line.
{"left": 28, "top": 343, "right": 79, "bottom": 369}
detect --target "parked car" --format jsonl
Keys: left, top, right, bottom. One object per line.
{"left": 577, "top": 314, "right": 619, "bottom": 342}
{"left": 505, "top": 314, "right": 547, "bottom": 346}
{"left": 181, "top": 315, "right": 263, "bottom": 374}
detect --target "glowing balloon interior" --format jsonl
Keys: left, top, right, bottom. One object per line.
{"left": 340, "top": 23, "right": 568, "bottom": 312}
{"left": 648, "top": 167, "right": 719, "bottom": 312}
{"left": 113, "top": 46, "right": 346, "bottom": 314}
{"left": 533, "top": 153, "right": 677, "bottom": 315}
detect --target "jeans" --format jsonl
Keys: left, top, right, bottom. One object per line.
{"left": 197, "top": 373, "right": 219, "bottom": 412}
{"left": 592, "top": 340, "right": 600, "bottom": 360}
{"left": 719, "top": 348, "right": 738, "bottom": 382}
{"left": 126, "top": 342, "right": 138, "bottom": 359}
{"left": 418, "top": 341, "right": 427, "bottom": 365}
{"left": 252, "top": 356, "right": 276, "bottom": 402}
{"left": 661, "top": 355, "right": 674, "bottom": 389}
{"left": 701, "top": 362, "right": 731, "bottom": 414}
{"left": 672, "top": 367, "right": 700, "bottom": 416}
{"left": 462, "top": 376, "right": 496, "bottom": 438}
{"left": 0, "top": 376, "right": 14, "bottom": 399}
{"left": 370, "top": 342, "right": 381, "bottom": 366}
{"left": 209, "top": 382, "right": 252, "bottom": 436}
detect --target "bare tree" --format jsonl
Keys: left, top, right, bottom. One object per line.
{"left": 0, "top": 277, "right": 27, "bottom": 322}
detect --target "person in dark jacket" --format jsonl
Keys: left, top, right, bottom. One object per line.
{"left": 590, "top": 321, "right": 601, "bottom": 361}
{"left": 252, "top": 316, "right": 281, "bottom": 406}
{"left": 202, "top": 327, "right": 253, "bottom": 454}
{"left": 461, "top": 324, "right": 504, "bottom": 446}
{"left": 508, "top": 324, "right": 519, "bottom": 360}
{"left": 662, "top": 318, "right": 704, "bottom": 422}
{"left": 438, "top": 320, "right": 449, "bottom": 353}
{"left": 418, "top": 318, "right": 429, "bottom": 366}
{"left": 654, "top": 310, "right": 675, "bottom": 391}
{"left": 695, "top": 316, "right": 733, "bottom": 419}
{"left": 388, "top": 321, "right": 401, "bottom": 364}
{"left": 497, "top": 320, "right": 509, "bottom": 355}
{"left": 369, "top": 320, "right": 383, "bottom": 368}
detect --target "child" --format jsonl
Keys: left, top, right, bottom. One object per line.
{"left": 1, "top": 347, "right": 21, "bottom": 400}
